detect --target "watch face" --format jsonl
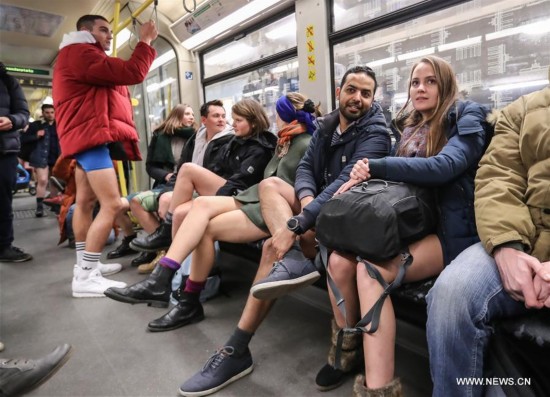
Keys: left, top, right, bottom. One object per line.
{"left": 287, "top": 218, "right": 298, "bottom": 231}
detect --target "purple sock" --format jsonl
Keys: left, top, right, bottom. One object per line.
{"left": 184, "top": 278, "right": 206, "bottom": 294}
{"left": 158, "top": 256, "right": 181, "bottom": 270}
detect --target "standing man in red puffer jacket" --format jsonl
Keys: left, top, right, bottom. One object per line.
{"left": 53, "top": 14, "right": 157, "bottom": 298}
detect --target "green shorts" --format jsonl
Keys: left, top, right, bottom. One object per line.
{"left": 133, "top": 190, "right": 161, "bottom": 212}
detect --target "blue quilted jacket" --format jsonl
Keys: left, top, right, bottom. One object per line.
{"left": 368, "top": 100, "right": 490, "bottom": 265}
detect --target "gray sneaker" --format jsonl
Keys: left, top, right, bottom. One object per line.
{"left": 250, "top": 243, "right": 320, "bottom": 300}
{"left": 178, "top": 347, "right": 253, "bottom": 397}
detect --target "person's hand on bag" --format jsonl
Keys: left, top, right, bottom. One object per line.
{"left": 335, "top": 158, "right": 370, "bottom": 195}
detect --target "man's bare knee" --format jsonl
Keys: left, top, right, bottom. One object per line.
{"left": 258, "top": 177, "right": 288, "bottom": 194}
{"left": 177, "top": 162, "right": 200, "bottom": 179}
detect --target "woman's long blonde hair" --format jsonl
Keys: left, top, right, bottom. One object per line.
{"left": 155, "top": 103, "right": 195, "bottom": 135}
{"left": 396, "top": 56, "right": 458, "bottom": 157}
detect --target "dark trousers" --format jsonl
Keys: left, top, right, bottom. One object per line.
{"left": 0, "top": 153, "right": 17, "bottom": 249}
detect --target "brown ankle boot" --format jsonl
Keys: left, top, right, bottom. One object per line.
{"left": 315, "top": 319, "right": 362, "bottom": 391}
{"left": 353, "top": 375, "right": 402, "bottom": 397}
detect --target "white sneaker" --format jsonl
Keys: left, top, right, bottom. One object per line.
{"left": 72, "top": 267, "right": 127, "bottom": 298}
{"left": 98, "top": 261, "right": 122, "bottom": 276}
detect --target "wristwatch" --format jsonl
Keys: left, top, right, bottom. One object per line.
{"left": 286, "top": 216, "right": 304, "bottom": 235}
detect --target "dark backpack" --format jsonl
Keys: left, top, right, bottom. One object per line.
{"left": 316, "top": 179, "right": 437, "bottom": 262}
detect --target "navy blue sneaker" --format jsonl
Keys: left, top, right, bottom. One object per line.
{"left": 179, "top": 346, "right": 253, "bottom": 396}
{"left": 250, "top": 243, "right": 320, "bottom": 300}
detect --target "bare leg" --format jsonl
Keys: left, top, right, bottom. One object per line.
{"left": 238, "top": 239, "right": 279, "bottom": 333}
{"left": 168, "top": 163, "right": 226, "bottom": 213}
{"left": 130, "top": 195, "right": 159, "bottom": 234}
{"left": 164, "top": 196, "right": 242, "bottom": 264}
{"left": 79, "top": 167, "right": 124, "bottom": 252}
{"left": 35, "top": 167, "right": 49, "bottom": 199}
{"left": 115, "top": 197, "right": 135, "bottom": 236}
{"left": 171, "top": 201, "right": 193, "bottom": 236}
{"left": 189, "top": 209, "right": 269, "bottom": 282}
{"left": 359, "top": 234, "right": 443, "bottom": 389}
{"left": 258, "top": 177, "right": 301, "bottom": 234}
{"left": 73, "top": 166, "right": 97, "bottom": 243}
{"left": 327, "top": 252, "right": 361, "bottom": 328}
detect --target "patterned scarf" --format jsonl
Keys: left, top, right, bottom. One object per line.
{"left": 276, "top": 120, "right": 307, "bottom": 158}
{"left": 399, "top": 123, "right": 429, "bottom": 158}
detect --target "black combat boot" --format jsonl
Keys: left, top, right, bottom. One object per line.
{"left": 130, "top": 251, "right": 157, "bottom": 267}
{"left": 106, "top": 234, "right": 137, "bottom": 259}
{"left": 147, "top": 287, "right": 204, "bottom": 332}
{"left": 104, "top": 264, "right": 174, "bottom": 308}
{"left": 129, "top": 222, "right": 172, "bottom": 252}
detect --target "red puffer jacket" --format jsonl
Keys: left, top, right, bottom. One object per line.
{"left": 53, "top": 35, "right": 156, "bottom": 160}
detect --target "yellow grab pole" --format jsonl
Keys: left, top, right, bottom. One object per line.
{"left": 113, "top": 0, "right": 155, "bottom": 34}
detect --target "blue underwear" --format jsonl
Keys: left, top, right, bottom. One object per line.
{"left": 74, "top": 145, "right": 113, "bottom": 171}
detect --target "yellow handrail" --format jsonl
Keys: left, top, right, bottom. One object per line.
{"left": 113, "top": 0, "right": 155, "bottom": 35}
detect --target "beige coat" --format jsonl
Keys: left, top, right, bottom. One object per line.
{"left": 475, "top": 69, "right": 550, "bottom": 261}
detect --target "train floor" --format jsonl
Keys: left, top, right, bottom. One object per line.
{"left": 1, "top": 193, "right": 432, "bottom": 397}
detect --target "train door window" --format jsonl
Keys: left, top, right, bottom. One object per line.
{"left": 333, "top": 0, "right": 550, "bottom": 121}
{"left": 143, "top": 36, "right": 180, "bottom": 133}
{"left": 203, "top": 13, "right": 297, "bottom": 79}
{"left": 204, "top": 58, "right": 299, "bottom": 132}
{"left": 128, "top": 36, "right": 179, "bottom": 191}
{"left": 332, "top": 0, "right": 423, "bottom": 32}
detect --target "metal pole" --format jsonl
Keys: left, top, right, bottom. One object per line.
{"left": 112, "top": 0, "right": 121, "bottom": 57}
{"left": 113, "top": 0, "right": 155, "bottom": 34}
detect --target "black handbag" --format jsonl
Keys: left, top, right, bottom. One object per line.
{"left": 316, "top": 179, "right": 437, "bottom": 262}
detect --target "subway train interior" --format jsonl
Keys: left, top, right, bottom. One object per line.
{"left": 1, "top": 0, "right": 550, "bottom": 396}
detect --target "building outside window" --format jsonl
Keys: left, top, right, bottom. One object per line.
{"left": 332, "top": 0, "right": 550, "bottom": 122}
{"left": 202, "top": 12, "right": 299, "bottom": 130}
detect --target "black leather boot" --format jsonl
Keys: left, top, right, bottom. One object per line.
{"left": 130, "top": 251, "right": 157, "bottom": 267}
{"left": 107, "top": 234, "right": 137, "bottom": 259}
{"left": 147, "top": 288, "right": 204, "bottom": 332}
{"left": 104, "top": 264, "right": 174, "bottom": 308}
{"left": 129, "top": 222, "right": 172, "bottom": 252}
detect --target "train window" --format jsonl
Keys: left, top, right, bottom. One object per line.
{"left": 127, "top": 36, "right": 180, "bottom": 191}
{"left": 205, "top": 58, "right": 299, "bottom": 132}
{"left": 333, "top": 0, "right": 550, "bottom": 120}
{"left": 131, "top": 36, "right": 180, "bottom": 135}
{"left": 332, "top": 0, "right": 423, "bottom": 32}
{"left": 203, "top": 13, "right": 297, "bottom": 79}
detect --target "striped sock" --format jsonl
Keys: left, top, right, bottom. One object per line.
{"left": 75, "top": 242, "right": 85, "bottom": 266}
{"left": 81, "top": 251, "right": 100, "bottom": 271}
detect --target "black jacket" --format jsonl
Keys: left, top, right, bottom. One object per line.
{"left": 216, "top": 130, "right": 278, "bottom": 196}
{"left": 161, "top": 131, "right": 234, "bottom": 192}
{"left": 0, "top": 67, "right": 29, "bottom": 154}
{"left": 296, "top": 102, "right": 391, "bottom": 230}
